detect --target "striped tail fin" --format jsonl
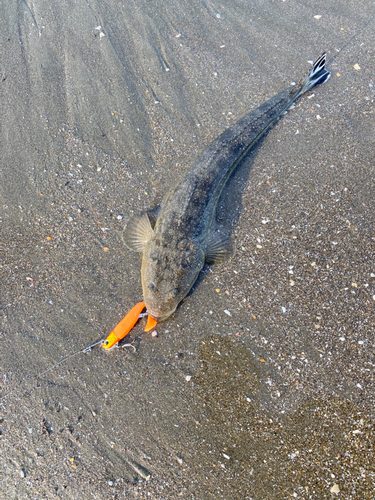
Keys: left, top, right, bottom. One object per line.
{"left": 297, "top": 53, "right": 331, "bottom": 95}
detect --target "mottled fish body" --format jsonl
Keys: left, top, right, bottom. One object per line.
{"left": 124, "top": 53, "right": 330, "bottom": 321}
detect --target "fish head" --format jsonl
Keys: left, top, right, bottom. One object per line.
{"left": 141, "top": 236, "right": 205, "bottom": 321}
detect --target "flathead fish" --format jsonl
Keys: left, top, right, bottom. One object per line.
{"left": 123, "top": 53, "right": 330, "bottom": 322}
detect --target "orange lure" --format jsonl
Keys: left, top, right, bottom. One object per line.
{"left": 103, "top": 301, "right": 158, "bottom": 349}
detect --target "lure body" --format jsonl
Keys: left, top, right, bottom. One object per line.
{"left": 103, "top": 301, "right": 146, "bottom": 349}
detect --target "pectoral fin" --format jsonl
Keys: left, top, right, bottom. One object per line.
{"left": 122, "top": 212, "right": 154, "bottom": 252}
{"left": 205, "top": 231, "right": 232, "bottom": 264}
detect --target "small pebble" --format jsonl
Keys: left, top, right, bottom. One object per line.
{"left": 224, "top": 309, "right": 231, "bottom": 316}
{"left": 151, "top": 330, "right": 158, "bottom": 337}
{"left": 330, "top": 484, "right": 340, "bottom": 493}
{"left": 185, "top": 375, "right": 192, "bottom": 382}
{"left": 353, "top": 63, "right": 361, "bottom": 70}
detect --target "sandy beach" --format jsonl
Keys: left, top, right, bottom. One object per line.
{"left": 1, "top": 0, "right": 374, "bottom": 498}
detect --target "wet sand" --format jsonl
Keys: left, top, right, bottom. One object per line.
{"left": 1, "top": 1, "right": 374, "bottom": 498}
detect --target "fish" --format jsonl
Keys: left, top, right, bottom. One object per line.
{"left": 123, "top": 53, "right": 330, "bottom": 323}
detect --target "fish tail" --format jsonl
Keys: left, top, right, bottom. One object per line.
{"left": 296, "top": 52, "right": 331, "bottom": 96}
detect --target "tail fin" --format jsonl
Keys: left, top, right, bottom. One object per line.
{"left": 297, "top": 53, "right": 331, "bottom": 95}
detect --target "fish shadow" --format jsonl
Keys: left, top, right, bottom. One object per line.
{"left": 188, "top": 133, "right": 269, "bottom": 294}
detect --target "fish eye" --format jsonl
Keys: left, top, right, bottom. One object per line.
{"left": 170, "top": 288, "right": 178, "bottom": 298}
{"left": 148, "top": 283, "right": 156, "bottom": 291}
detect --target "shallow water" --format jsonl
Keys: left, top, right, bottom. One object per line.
{"left": 1, "top": 1, "right": 375, "bottom": 498}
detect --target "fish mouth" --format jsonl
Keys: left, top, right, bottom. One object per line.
{"left": 147, "top": 313, "right": 171, "bottom": 322}
{"left": 146, "top": 307, "right": 176, "bottom": 323}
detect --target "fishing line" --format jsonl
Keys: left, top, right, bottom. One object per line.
{"left": 327, "top": 14, "right": 375, "bottom": 66}
{"left": 0, "top": 335, "right": 137, "bottom": 404}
